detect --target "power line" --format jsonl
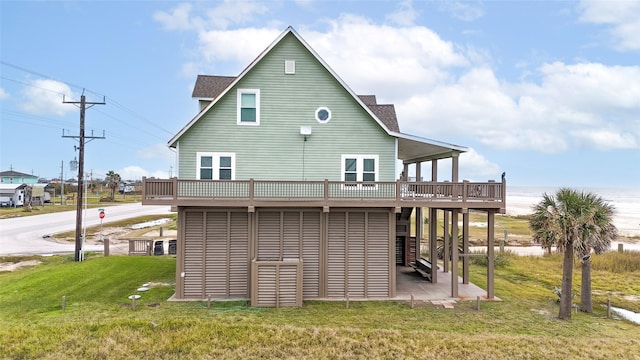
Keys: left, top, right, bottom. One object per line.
{"left": 1, "top": 61, "right": 88, "bottom": 95}
{"left": 2, "top": 62, "right": 175, "bottom": 136}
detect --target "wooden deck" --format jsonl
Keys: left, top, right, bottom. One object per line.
{"left": 142, "top": 178, "right": 505, "bottom": 210}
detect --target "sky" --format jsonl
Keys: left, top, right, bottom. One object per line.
{"left": 1, "top": 0, "right": 639, "bottom": 188}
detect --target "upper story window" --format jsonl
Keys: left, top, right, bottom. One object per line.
{"left": 341, "top": 155, "right": 378, "bottom": 185}
{"left": 237, "top": 89, "right": 260, "bottom": 125}
{"left": 197, "top": 152, "right": 235, "bottom": 180}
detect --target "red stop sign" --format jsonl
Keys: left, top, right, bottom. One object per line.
{"left": 99, "top": 211, "right": 105, "bottom": 219}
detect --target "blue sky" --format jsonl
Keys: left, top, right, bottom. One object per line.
{"left": 1, "top": 0, "right": 638, "bottom": 187}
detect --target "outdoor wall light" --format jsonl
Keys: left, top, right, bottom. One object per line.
{"left": 300, "top": 125, "right": 312, "bottom": 141}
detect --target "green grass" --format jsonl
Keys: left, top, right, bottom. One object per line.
{"left": 1, "top": 253, "right": 639, "bottom": 359}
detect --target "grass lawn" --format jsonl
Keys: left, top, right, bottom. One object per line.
{"left": 1, "top": 253, "right": 639, "bottom": 359}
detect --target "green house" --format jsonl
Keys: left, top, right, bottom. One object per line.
{"left": 0, "top": 170, "right": 38, "bottom": 184}
{"left": 143, "top": 27, "right": 505, "bottom": 306}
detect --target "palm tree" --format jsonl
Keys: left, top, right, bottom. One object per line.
{"left": 530, "top": 188, "right": 617, "bottom": 318}
{"left": 575, "top": 192, "right": 617, "bottom": 313}
{"left": 530, "top": 188, "right": 587, "bottom": 319}
{"left": 105, "top": 171, "right": 121, "bottom": 200}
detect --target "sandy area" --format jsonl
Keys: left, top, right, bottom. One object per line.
{"left": 506, "top": 199, "right": 640, "bottom": 239}
{"left": 0, "top": 260, "right": 42, "bottom": 272}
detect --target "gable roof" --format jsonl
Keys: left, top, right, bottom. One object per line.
{"left": 0, "top": 170, "right": 36, "bottom": 178}
{"left": 0, "top": 183, "right": 27, "bottom": 190}
{"left": 169, "top": 26, "right": 467, "bottom": 160}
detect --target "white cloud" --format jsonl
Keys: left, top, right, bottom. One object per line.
{"left": 153, "top": 3, "right": 201, "bottom": 31}
{"left": 204, "top": 0, "right": 269, "bottom": 29}
{"left": 136, "top": 143, "right": 176, "bottom": 163}
{"left": 154, "top": 1, "right": 269, "bottom": 32}
{"left": 0, "top": 88, "right": 8, "bottom": 100}
{"left": 578, "top": 0, "right": 640, "bottom": 51}
{"left": 398, "top": 61, "right": 640, "bottom": 153}
{"left": 386, "top": 0, "right": 420, "bottom": 26}
{"left": 459, "top": 148, "right": 501, "bottom": 180}
{"left": 570, "top": 129, "right": 638, "bottom": 150}
{"left": 304, "top": 15, "right": 469, "bottom": 100}
{"left": 198, "top": 27, "right": 282, "bottom": 65}
{"left": 19, "top": 79, "right": 75, "bottom": 116}
{"left": 439, "top": 1, "right": 484, "bottom": 21}
{"left": 156, "top": 12, "right": 640, "bottom": 156}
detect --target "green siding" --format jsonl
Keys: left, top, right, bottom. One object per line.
{"left": 178, "top": 33, "right": 396, "bottom": 181}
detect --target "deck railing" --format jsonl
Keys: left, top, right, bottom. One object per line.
{"left": 142, "top": 178, "right": 505, "bottom": 208}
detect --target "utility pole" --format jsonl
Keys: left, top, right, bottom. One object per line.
{"left": 63, "top": 92, "right": 105, "bottom": 262}
{"left": 60, "top": 161, "right": 64, "bottom": 205}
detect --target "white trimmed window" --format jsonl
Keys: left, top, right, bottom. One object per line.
{"left": 341, "top": 155, "right": 378, "bottom": 185}
{"left": 237, "top": 89, "right": 260, "bottom": 125}
{"left": 197, "top": 152, "right": 235, "bottom": 180}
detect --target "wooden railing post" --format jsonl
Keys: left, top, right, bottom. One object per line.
{"left": 462, "top": 180, "right": 468, "bottom": 202}
{"left": 249, "top": 179, "right": 255, "bottom": 204}
{"left": 141, "top": 176, "right": 146, "bottom": 199}
{"left": 172, "top": 177, "right": 178, "bottom": 201}
{"left": 501, "top": 177, "right": 507, "bottom": 205}
{"left": 488, "top": 180, "right": 495, "bottom": 200}
{"left": 324, "top": 179, "right": 329, "bottom": 204}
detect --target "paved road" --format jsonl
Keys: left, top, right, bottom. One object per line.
{"left": 0, "top": 203, "right": 172, "bottom": 256}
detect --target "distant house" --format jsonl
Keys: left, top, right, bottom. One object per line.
{"left": 0, "top": 170, "right": 38, "bottom": 184}
{"left": 142, "top": 27, "right": 505, "bottom": 306}
{"left": 119, "top": 182, "right": 136, "bottom": 194}
{"left": 31, "top": 183, "right": 51, "bottom": 205}
{"left": 0, "top": 183, "right": 26, "bottom": 207}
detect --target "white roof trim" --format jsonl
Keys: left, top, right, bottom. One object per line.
{"left": 390, "top": 131, "right": 468, "bottom": 153}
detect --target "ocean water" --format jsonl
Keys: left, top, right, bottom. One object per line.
{"left": 507, "top": 186, "right": 640, "bottom": 237}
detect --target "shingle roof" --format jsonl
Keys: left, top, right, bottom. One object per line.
{"left": 366, "top": 104, "right": 400, "bottom": 132}
{"left": 357, "top": 95, "right": 377, "bottom": 105}
{"left": 0, "top": 170, "right": 36, "bottom": 178}
{"left": 192, "top": 75, "right": 236, "bottom": 99}
{"left": 191, "top": 78, "right": 400, "bottom": 132}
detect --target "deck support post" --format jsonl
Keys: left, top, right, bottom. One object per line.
{"left": 487, "top": 211, "right": 495, "bottom": 299}
{"left": 416, "top": 206, "right": 423, "bottom": 259}
{"left": 451, "top": 210, "right": 459, "bottom": 298}
{"left": 429, "top": 208, "right": 438, "bottom": 284}
{"left": 462, "top": 211, "right": 470, "bottom": 284}
{"left": 443, "top": 210, "right": 450, "bottom": 273}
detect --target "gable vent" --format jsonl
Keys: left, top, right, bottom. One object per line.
{"left": 285, "top": 60, "right": 296, "bottom": 74}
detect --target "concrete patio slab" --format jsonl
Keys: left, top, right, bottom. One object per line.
{"left": 394, "top": 266, "right": 500, "bottom": 302}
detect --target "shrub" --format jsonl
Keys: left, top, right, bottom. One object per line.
{"left": 591, "top": 250, "right": 640, "bottom": 273}
{"left": 469, "top": 249, "right": 513, "bottom": 267}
